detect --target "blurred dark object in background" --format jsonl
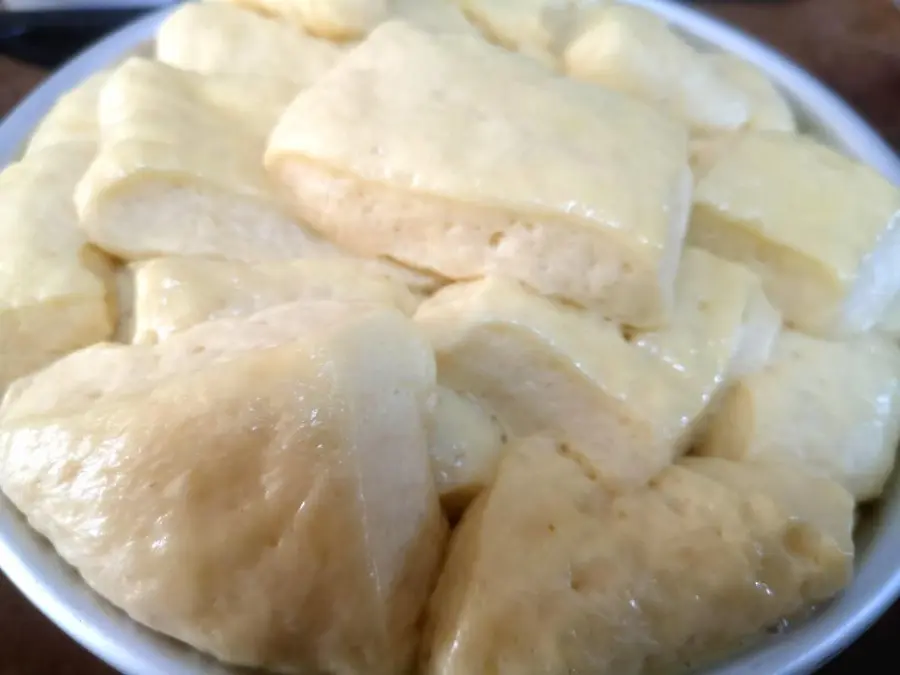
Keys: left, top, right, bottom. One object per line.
{"left": 0, "top": 1, "right": 798, "bottom": 69}
{"left": 0, "top": 3, "right": 167, "bottom": 67}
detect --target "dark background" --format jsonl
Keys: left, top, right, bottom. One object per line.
{"left": 0, "top": 0, "right": 898, "bottom": 672}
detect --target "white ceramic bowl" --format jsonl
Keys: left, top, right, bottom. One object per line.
{"left": 1, "top": 2, "right": 900, "bottom": 674}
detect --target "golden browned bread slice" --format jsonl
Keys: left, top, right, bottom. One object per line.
{"left": 0, "top": 143, "right": 115, "bottom": 395}
{"left": 689, "top": 131, "right": 900, "bottom": 336}
{"left": 129, "top": 256, "right": 421, "bottom": 344}
{"left": 0, "top": 300, "right": 446, "bottom": 675}
{"left": 422, "top": 437, "right": 853, "bottom": 675}
{"left": 414, "top": 250, "right": 776, "bottom": 489}
{"left": 695, "top": 330, "right": 900, "bottom": 501}
{"left": 76, "top": 57, "right": 337, "bottom": 263}
{"left": 564, "top": 5, "right": 749, "bottom": 132}
{"left": 156, "top": 2, "right": 346, "bottom": 87}
{"left": 267, "top": 21, "right": 692, "bottom": 327}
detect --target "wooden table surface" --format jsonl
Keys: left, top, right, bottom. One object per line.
{"left": 1, "top": 1, "right": 899, "bottom": 673}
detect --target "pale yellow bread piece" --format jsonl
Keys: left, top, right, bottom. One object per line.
{"left": 130, "top": 256, "right": 420, "bottom": 344}
{"left": 391, "top": 0, "right": 477, "bottom": 34}
{"left": 689, "top": 131, "right": 900, "bottom": 336}
{"left": 0, "top": 144, "right": 115, "bottom": 395}
{"left": 25, "top": 72, "right": 108, "bottom": 155}
{"left": 0, "top": 300, "right": 446, "bottom": 674}
{"left": 631, "top": 247, "right": 780, "bottom": 393}
{"left": 414, "top": 262, "right": 772, "bottom": 489}
{"left": 706, "top": 54, "right": 795, "bottom": 132}
{"left": 688, "top": 132, "right": 739, "bottom": 180}
{"left": 156, "top": 3, "right": 345, "bottom": 87}
{"left": 426, "top": 386, "right": 506, "bottom": 517}
{"left": 216, "top": 0, "right": 474, "bottom": 39}
{"left": 76, "top": 57, "right": 336, "bottom": 263}
{"left": 267, "top": 21, "right": 692, "bottom": 328}
{"left": 564, "top": 5, "right": 749, "bottom": 132}
{"left": 219, "top": 0, "right": 389, "bottom": 39}
{"left": 458, "top": 0, "right": 599, "bottom": 67}
{"left": 695, "top": 330, "right": 900, "bottom": 501}
{"left": 422, "top": 437, "right": 853, "bottom": 675}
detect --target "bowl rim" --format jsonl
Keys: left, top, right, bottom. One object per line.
{"left": 1, "top": 2, "right": 900, "bottom": 675}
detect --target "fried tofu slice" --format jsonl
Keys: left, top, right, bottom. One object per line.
{"left": 156, "top": 3, "right": 345, "bottom": 87}
{"left": 0, "top": 143, "right": 115, "bottom": 395}
{"left": 25, "top": 72, "right": 108, "bottom": 155}
{"left": 695, "top": 330, "right": 900, "bottom": 501}
{"left": 564, "top": 5, "right": 749, "bottom": 132}
{"left": 426, "top": 386, "right": 506, "bottom": 517}
{"left": 414, "top": 252, "right": 776, "bottom": 488}
{"left": 130, "top": 256, "right": 421, "bottom": 344}
{"left": 689, "top": 131, "right": 900, "bottom": 336}
{"left": 75, "top": 58, "right": 337, "bottom": 263}
{"left": 267, "top": 21, "right": 691, "bottom": 327}
{"left": 0, "top": 301, "right": 446, "bottom": 675}
{"left": 422, "top": 438, "right": 853, "bottom": 675}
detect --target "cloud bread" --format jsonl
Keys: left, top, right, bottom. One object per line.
{"left": 422, "top": 437, "right": 853, "bottom": 675}
{"left": 564, "top": 5, "right": 750, "bottom": 132}
{"left": 267, "top": 20, "right": 692, "bottom": 328}
{"left": 0, "top": 143, "right": 115, "bottom": 396}
{"left": 414, "top": 255, "right": 772, "bottom": 489}
{"left": 0, "top": 300, "right": 447, "bottom": 674}
{"left": 156, "top": 3, "right": 346, "bottom": 88}
{"left": 76, "top": 57, "right": 338, "bottom": 263}
{"left": 689, "top": 131, "right": 900, "bottom": 336}
{"left": 129, "top": 256, "right": 421, "bottom": 344}
{"left": 695, "top": 330, "right": 900, "bottom": 502}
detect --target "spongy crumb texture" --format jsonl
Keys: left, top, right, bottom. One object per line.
{"left": 266, "top": 20, "right": 692, "bottom": 328}
{"left": 0, "top": 301, "right": 447, "bottom": 675}
{"left": 76, "top": 57, "right": 337, "bottom": 263}
{"left": 0, "top": 2, "right": 897, "bottom": 673}
{"left": 422, "top": 438, "right": 853, "bottom": 675}
{"left": 414, "top": 251, "right": 777, "bottom": 490}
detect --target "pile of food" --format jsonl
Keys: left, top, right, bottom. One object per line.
{"left": 2, "top": 1, "right": 899, "bottom": 673}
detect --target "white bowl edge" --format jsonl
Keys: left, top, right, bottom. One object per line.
{"left": 0, "top": 2, "right": 899, "bottom": 675}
